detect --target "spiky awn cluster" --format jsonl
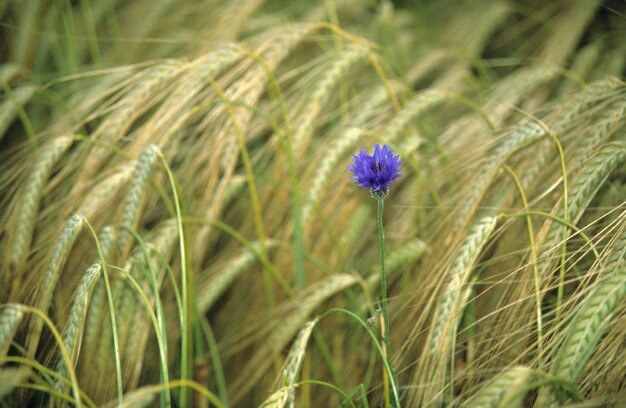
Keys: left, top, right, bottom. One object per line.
{"left": 348, "top": 144, "right": 402, "bottom": 197}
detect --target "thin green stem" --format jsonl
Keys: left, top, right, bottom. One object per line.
{"left": 317, "top": 307, "right": 400, "bottom": 406}
{"left": 549, "top": 131, "right": 568, "bottom": 322}
{"left": 0, "top": 79, "right": 37, "bottom": 150}
{"left": 120, "top": 226, "right": 171, "bottom": 407}
{"left": 130, "top": 379, "right": 224, "bottom": 408}
{"left": 502, "top": 211, "right": 599, "bottom": 259}
{"left": 0, "top": 356, "right": 96, "bottom": 408}
{"left": 4, "top": 305, "right": 82, "bottom": 407}
{"left": 203, "top": 75, "right": 274, "bottom": 307}
{"left": 198, "top": 315, "right": 228, "bottom": 407}
{"left": 504, "top": 165, "right": 543, "bottom": 355}
{"left": 15, "top": 383, "right": 82, "bottom": 406}
{"left": 183, "top": 217, "right": 293, "bottom": 297}
{"left": 107, "top": 262, "right": 171, "bottom": 408}
{"left": 156, "top": 148, "right": 192, "bottom": 407}
{"left": 240, "top": 46, "right": 306, "bottom": 291}
{"left": 376, "top": 197, "right": 397, "bottom": 408}
{"left": 295, "top": 380, "right": 357, "bottom": 408}
{"left": 83, "top": 220, "right": 122, "bottom": 405}
{"left": 377, "top": 198, "right": 391, "bottom": 355}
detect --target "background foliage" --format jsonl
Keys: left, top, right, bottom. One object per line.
{"left": 0, "top": 0, "right": 624, "bottom": 406}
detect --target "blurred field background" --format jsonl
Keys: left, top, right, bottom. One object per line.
{"left": 0, "top": 0, "right": 624, "bottom": 406}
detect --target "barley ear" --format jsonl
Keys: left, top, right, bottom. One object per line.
{"left": 100, "top": 387, "right": 155, "bottom": 408}
{"left": 231, "top": 274, "right": 358, "bottom": 402}
{"left": 549, "top": 271, "right": 626, "bottom": 403}
{"left": 0, "top": 304, "right": 23, "bottom": 357}
{"left": 0, "top": 85, "right": 36, "bottom": 140}
{"left": 55, "top": 262, "right": 102, "bottom": 392}
{"left": 118, "top": 144, "right": 160, "bottom": 254}
{"left": 425, "top": 216, "right": 498, "bottom": 407}
{"left": 26, "top": 213, "right": 84, "bottom": 358}
{"left": 466, "top": 366, "right": 535, "bottom": 408}
{"left": 197, "top": 240, "right": 272, "bottom": 313}
{"left": 10, "top": 135, "right": 74, "bottom": 270}
{"left": 279, "top": 319, "right": 318, "bottom": 408}
{"left": 260, "top": 387, "right": 291, "bottom": 408}
{"left": 430, "top": 217, "right": 498, "bottom": 351}
{"left": 0, "top": 367, "right": 30, "bottom": 399}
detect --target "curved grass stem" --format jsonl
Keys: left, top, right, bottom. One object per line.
{"left": 318, "top": 307, "right": 400, "bottom": 406}
{"left": 83, "top": 219, "right": 122, "bottom": 405}
{"left": 156, "top": 148, "right": 192, "bottom": 407}
{"left": 3, "top": 305, "right": 82, "bottom": 407}
{"left": 548, "top": 131, "right": 569, "bottom": 322}
{"left": 503, "top": 165, "right": 543, "bottom": 355}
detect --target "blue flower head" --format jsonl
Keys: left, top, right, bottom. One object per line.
{"left": 348, "top": 144, "right": 402, "bottom": 197}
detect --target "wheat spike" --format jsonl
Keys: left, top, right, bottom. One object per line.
{"left": 107, "top": 254, "right": 142, "bottom": 356}
{"left": 552, "top": 79, "right": 624, "bottom": 128}
{"left": 231, "top": 274, "right": 358, "bottom": 404}
{"left": 466, "top": 366, "right": 534, "bottom": 408}
{"left": 453, "top": 2, "right": 510, "bottom": 55}
{"left": 302, "top": 127, "right": 362, "bottom": 225}
{"left": 26, "top": 213, "right": 84, "bottom": 358}
{"left": 118, "top": 144, "right": 159, "bottom": 252}
{"left": 574, "top": 99, "right": 625, "bottom": 162}
{"left": 537, "top": 143, "right": 625, "bottom": 281}
{"left": 0, "top": 85, "right": 36, "bottom": 140}
{"left": 351, "top": 85, "right": 395, "bottom": 126}
{"left": 197, "top": 240, "right": 272, "bottom": 313}
{"left": 127, "top": 46, "right": 241, "bottom": 152}
{"left": 458, "top": 79, "right": 623, "bottom": 229}
{"left": 279, "top": 319, "right": 318, "bottom": 408}
{"left": 430, "top": 216, "right": 498, "bottom": 351}
{"left": 518, "top": 79, "right": 624, "bottom": 191}
{"left": 564, "top": 142, "right": 624, "bottom": 224}
{"left": 78, "top": 164, "right": 134, "bottom": 220}
{"left": 193, "top": 24, "right": 314, "bottom": 255}
{"left": 10, "top": 135, "right": 74, "bottom": 270}
{"left": 538, "top": 0, "right": 600, "bottom": 67}
{"left": 116, "top": 220, "right": 177, "bottom": 335}
{"left": 55, "top": 262, "right": 102, "bottom": 392}
{"left": 604, "top": 219, "right": 626, "bottom": 271}
{"left": 121, "top": 220, "right": 178, "bottom": 388}
{"left": 341, "top": 203, "right": 372, "bottom": 244}
{"left": 117, "top": 256, "right": 153, "bottom": 383}
{"left": 557, "top": 39, "right": 603, "bottom": 96}
{"left": 292, "top": 44, "right": 369, "bottom": 155}
{"left": 455, "top": 121, "right": 546, "bottom": 228}
{"left": 420, "top": 216, "right": 498, "bottom": 407}
{"left": 0, "top": 63, "right": 22, "bottom": 84}
{"left": 366, "top": 239, "right": 427, "bottom": 290}
{"left": 381, "top": 238, "right": 427, "bottom": 276}
{"left": 260, "top": 387, "right": 290, "bottom": 408}
{"left": 0, "top": 304, "right": 23, "bottom": 357}
{"left": 0, "top": 367, "right": 30, "bottom": 399}
{"left": 82, "top": 226, "right": 116, "bottom": 354}
{"left": 78, "top": 62, "right": 182, "bottom": 182}
{"left": 536, "top": 222, "right": 625, "bottom": 406}
{"left": 385, "top": 89, "right": 447, "bottom": 144}
{"left": 100, "top": 386, "right": 155, "bottom": 408}
{"left": 550, "top": 257, "right": 626, "bottom": 400}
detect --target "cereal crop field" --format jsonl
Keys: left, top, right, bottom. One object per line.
{"left": 0, "top": 1, "right": 624, "bottom": 407}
